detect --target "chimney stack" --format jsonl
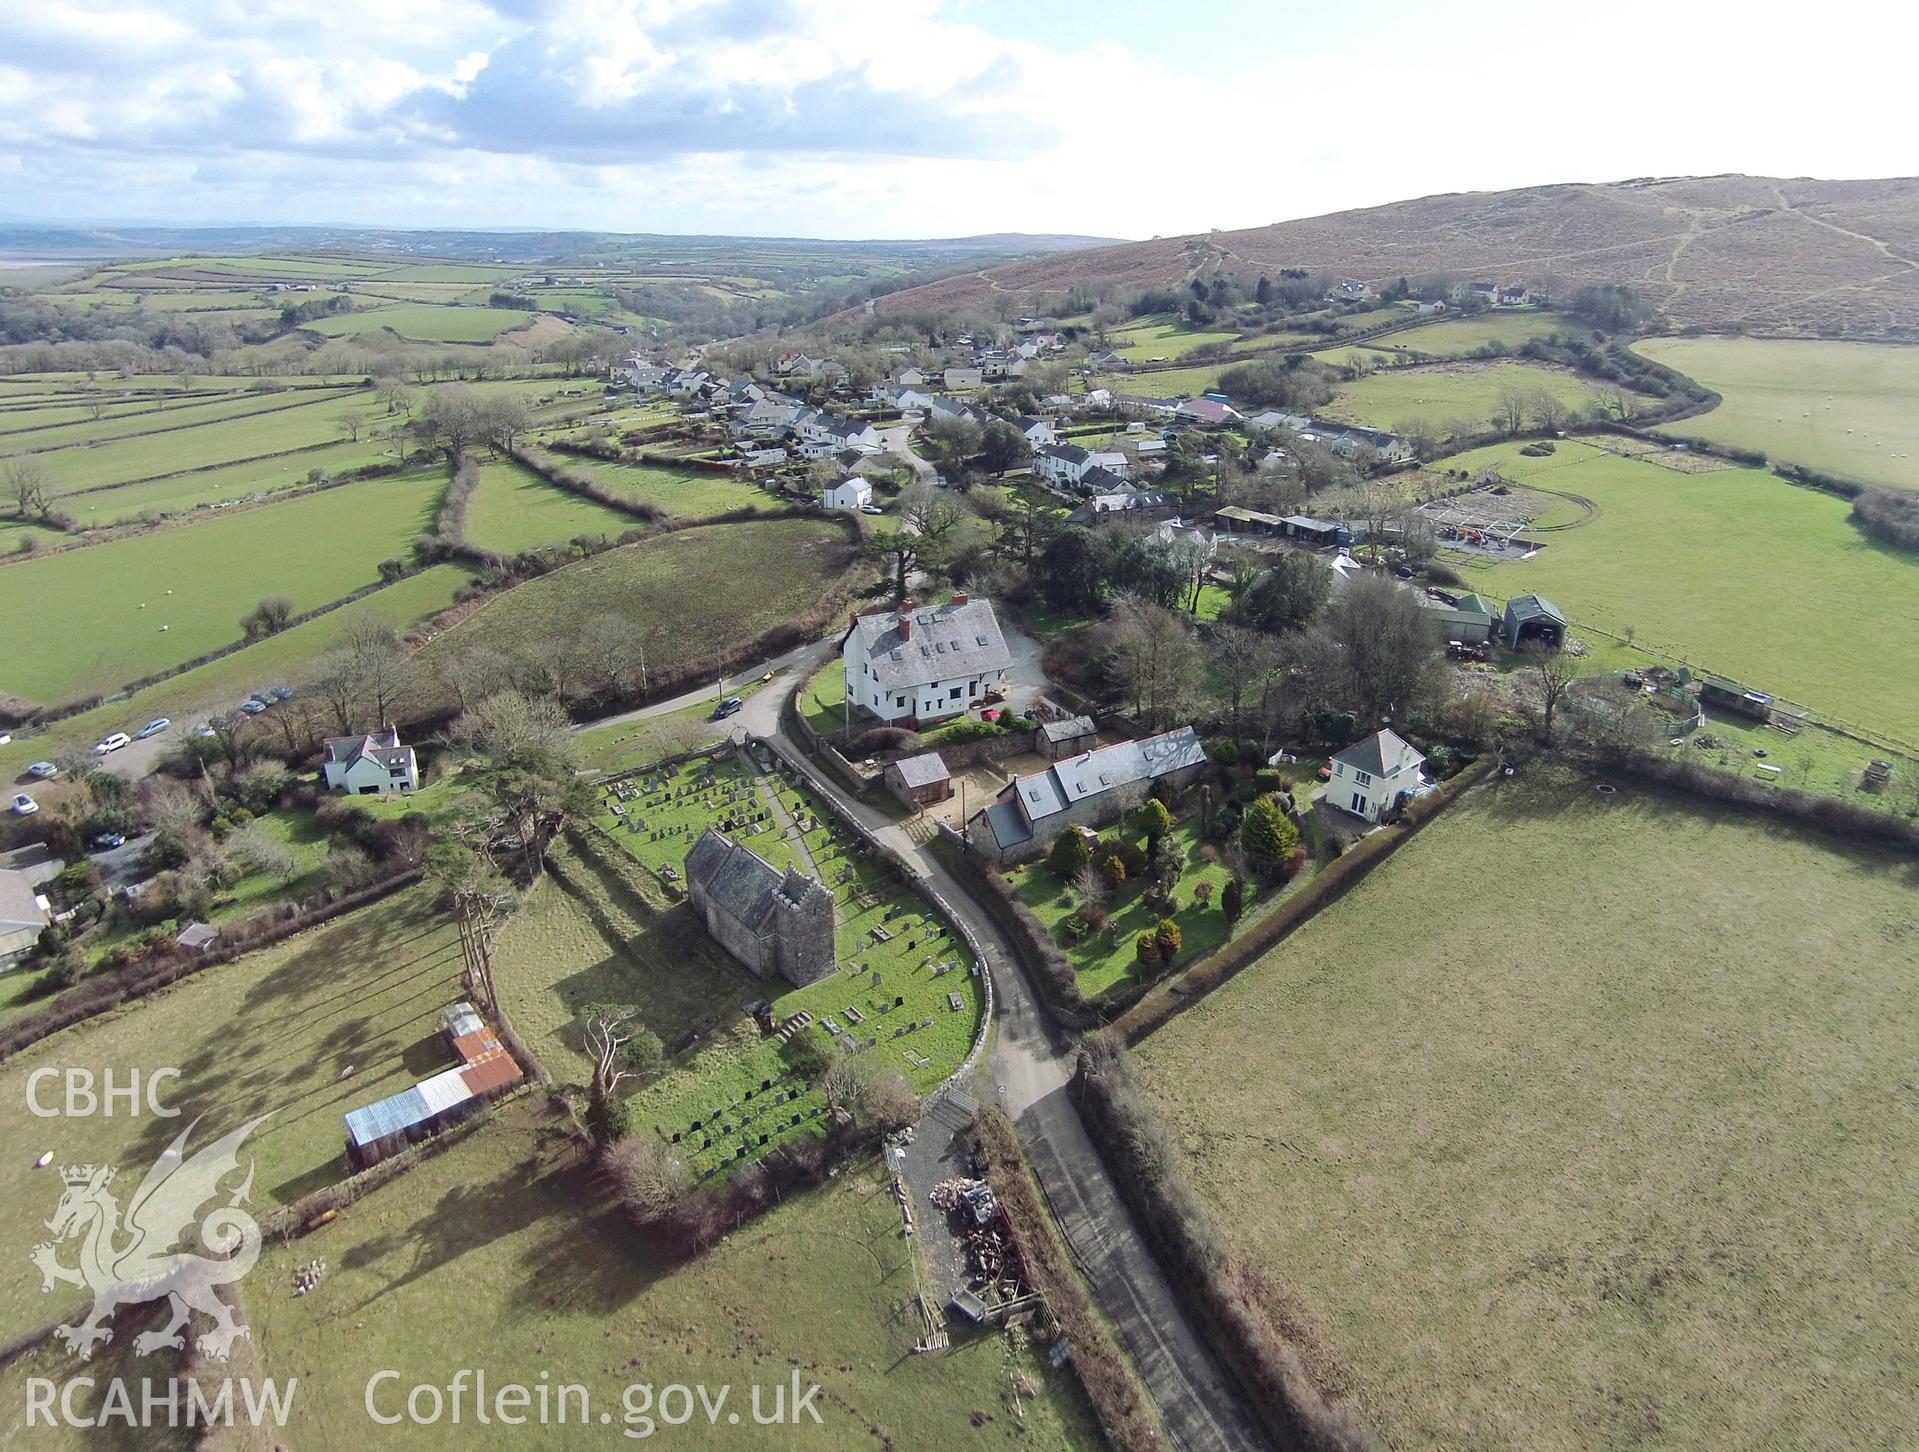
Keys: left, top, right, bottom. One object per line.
{"left": 951, "top": 591, "right": 969, "bottom": 607}
{"left": 898, "top": 608, "right": 912, "bottom": 641}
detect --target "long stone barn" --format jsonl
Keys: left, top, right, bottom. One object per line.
{"left": 967, "top": 725, "right": 1208, "bottom": 864}
{"left": 683, "top": 829, "right": 837, "bottom": 987}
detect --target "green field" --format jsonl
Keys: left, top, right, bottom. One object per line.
{"left": 416, "top": 516, "right": 855, "bottom": 694}
{"left": 1452, "top": 439, "right": 1919, "bottom": 736}
{"left": 0, "top": 385, "right": 359, "bottom": 452}
{"left": 1134, "top": 766, "right": 1919, "bottom": 1451}
{"left": 214, "top": 1099, "right": 1100, "bottom": 1452}
{"left": 465, "top": 457, "right": 637, "bottom": 554}
{"left": 0, "top": 470, "right": 444, "bottom": 703}
{"left": 1091, "top": 363, "right": 1228, "bottom": 399}
{"left": 1326, "top": 361, "right": 1605, "bottom": 435}
{"left": 0, "top": 564, "right": 471, "bottom": 781}
{"left": 55, "top": 436, "right": 405, "bottom": 523}
{"left": 0, "top": 885, "right": 462, "bottom": 1339}
{"left": 567, "top": 456, "right": 759, "bottom": 517}
{"left": 1108, "top": 313, "right": 1241, "bottom": 362}
{"left": 305, "top": 303, "right": 537, "bottom": 342}
{"left": 1634, "top": 336, "right": 1919, "bottom": 490}
{"left": 1368, "top": 309, "right": 1585, "bottom": 359}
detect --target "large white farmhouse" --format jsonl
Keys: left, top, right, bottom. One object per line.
{"left": 842, "top": 595, "right": 1013, "bottom": 726}
{"left": 322, "top": 726, "right": 419, "bottom": 796}
{"left": 1325, "top": 729, "right": 1425, "bottom": 823}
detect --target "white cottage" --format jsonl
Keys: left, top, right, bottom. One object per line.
{"left": 1326, "top": 729, "right": 1424, "bottom": 823}
{"left": 822, "top": 477, "right": 873, "bottom": 511}
{"left": 322, "top": 726, "right": 419, "bottom": 796}
{"left": 841, "top": 595, "right": 1013, "bottom": 726}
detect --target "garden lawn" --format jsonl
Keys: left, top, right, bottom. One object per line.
{"left": 1011, "top": 818, "right": 1241, "bottom": 1000}
{"left": 0, "top": 564, "right": 472, "bottom": 780}
{"left": 303, "top": 302, "right": 535, "bottom": 342}
{"left": 1134, "top": 765, "right": 1919, "bottom": 1452}
{"left": 0, "top": 469, "right": 445, "bottom": 704}
{"left": 464, "top": 456, "right": 637, "bottom": 554}
{"left": 571, "top": 456, "right": 759, "bottom": 517}
{"left": 228, "top": 1099, "right": 1100, "bottom": 1452}
{"left": 1453, "top": 439, "right": 1919, "bottom": 736}
{"left": 413, "top": 516, "right": 855, "bottom": 705}
{"left": 1325, "top": 360, "right": 1604, "bottom": 435}
{"left": 1634, "top": 336, "right": 1919, "bottom": 490}
{"left": 0, "top": 884, "right": 463, "bottom": 1339}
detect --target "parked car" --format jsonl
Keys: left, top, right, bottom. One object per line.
{"left": 711, "top": 695, "right": 744, "bottom": 720}
{"left": 267, "top": 685, "right": 294, "bottom": 701}
{"left": 26, "top": 761, "right": 59, "bottom": 780}
{"left": 237, "top": 699, "right": 268, "bottom": 715}
{"left": 90, "top": 831, "right": 126, "bottom": 850}
{"left": 135, "top": 717, "right": 171, "bottom": 739}
{"left": 194, "top": 721, "right": 218, "bottom": 738}
{"left": 859, "top": 504, "right": 884, "bottom": 515}
{"left": 10, "top": 793, "right": 37, "bottom": 816}
{"left": 95, "top": 732, "right": 131, "bottom": 755}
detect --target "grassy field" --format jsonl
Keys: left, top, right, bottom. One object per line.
{"left": 1447, "top": 439, "right": 1919, "bottom": 736}
{"left": 1091, "top": 362, "right": 1227, "bottom": 399}
{"left": 415, "top": 516, "right": 855, "bottom": 695}
{"left": 1326, "top": 361, "right": 1604, "bottom": 435}
{"left": 1371, "top": 309, "right": 1585, "bottom": 359}
{"left": 1634, "top": 336, "right": 1919, "bottom": 490}
{"left": 305, "top": 302, "right": 537, "bottom": 342}
{"left": 0, "top": 564, "right": 471, "bottom": 782}
{"left": 0, "top": 885, "right": 463, "bottom": 1338}
{"left": 55, "top": 436, "right": 406, "bottom": 523}
{"left": 465, "top": 456, "right": 637, "bottom": 554}
{"left": 1134, "top": 766, "right": 1919, "bottom": 1451}
{"left": 1108, "top": 313, "right": 1242, "bottom": 362}
{"left": 565, "top": 456, "right": 760, "bottom": 517}
{"left": 0, "top": 469, "right": 445, "bottom": 704}
{"left": 223, "top": 1099, "right": 1099, "bottom": 1451}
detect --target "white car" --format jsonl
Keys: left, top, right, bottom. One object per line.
{"left": 94, "top": 732, "right": 131, "bottom": 755}
{"left": 9, "top": 793, "right": 37, "bottom": 816}
{"left": 26, "top": 761, "right": 59, "bottom": 780}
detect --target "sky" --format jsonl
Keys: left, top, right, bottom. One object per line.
{"left": 0, "top": 0, "right": 1910, "bottom": 241}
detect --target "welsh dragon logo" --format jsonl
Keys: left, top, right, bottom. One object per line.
{"left": 30, "top": 1116, "right": 269, "bottom": 1360}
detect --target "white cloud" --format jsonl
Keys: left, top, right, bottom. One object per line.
{"left": 0, "top": 0, "right": 1910, "bottom": 238}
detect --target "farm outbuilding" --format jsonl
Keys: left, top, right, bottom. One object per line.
{"left": 1699, "top": 676, "right": 1775, "bottom": 721}
{"left": 1421, "top": 590, "right": 1497, "bottom": 644}
{"left": 343, "top": 1000, "right": 526, "bottom": 1169}
{"left": 1500, "top": 593, "right": 1567, "bottom": 649}
{"left": 884, "top": 751, "right": 953, "bottom": 808}
{"left": 1280, "top": 515, "right": 1345, "bottom": 547}
{"left": 1037, "top": 714, "right": 1097, "bottom": 759}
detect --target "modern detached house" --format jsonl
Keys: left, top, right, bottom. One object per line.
{"left": 1326, "top": 729, "right": 1425, "bottom": 824}
{"left": 322, "top": 726, "right": 419, "bottom": 796}
{"left": 842, "top": 595, "right": 1012, "bottom": 726}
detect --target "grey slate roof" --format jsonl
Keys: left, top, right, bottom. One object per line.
{"left": 848, "top": 598, "right": 1013, "bottom": 692}
{"left": 892, "top": 752, "right": 951, "bottom": 788}
{"left": 983, "top": 802, "right": 1033, "bottom": 849}
{"left": 323, "top": 732, "right": 413, "bottom": 771}
{"left": 1330, "top": 729, "right": 1423, "bottom": 778}
{"left": 686, "top": 829, "right": 827, "bottom": 932}
{"left": 1039, "top": 442, "right": 1090, "bottom": 465}
{"left": 998, "top": 726, "right": 1206, "bottom": 827}
{"left": 0, "top": 870, "right": 48, "bottom": 930}
{"left": 1039, "top": 714, "right": 1096, "bottom": 744}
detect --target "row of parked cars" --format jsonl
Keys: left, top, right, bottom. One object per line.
{"left": 12, "top": 686, "right": 295, "bottom": 816}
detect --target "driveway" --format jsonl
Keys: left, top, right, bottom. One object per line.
{"left": 875, "top": 422, "right": 934, "bottom": 481}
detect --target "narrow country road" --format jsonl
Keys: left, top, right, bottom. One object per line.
{"left": 706, "top": 643, "right": 1271, "bottom": 1452}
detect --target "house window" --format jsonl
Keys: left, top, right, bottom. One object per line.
{"left": 1350, "top": 792, "right": 1368, "bottom": 814}
{"left": 1352, "top": 769, "right": 1373, "bottom": 787}
{"left": 949, "top": 685, "right": 962, "bottom": 700}
{"left": 895, "top": 695, "right": 906, "bottom": 709}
